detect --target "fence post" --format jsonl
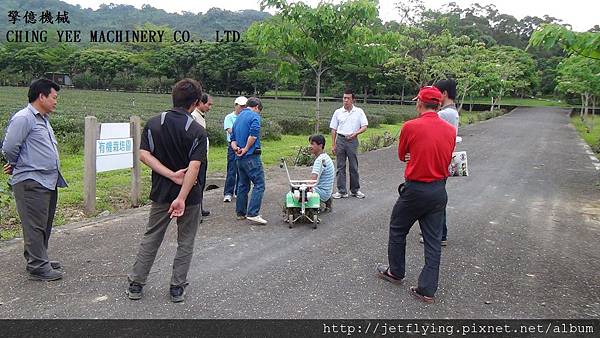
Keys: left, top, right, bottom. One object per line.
{"left": 83, "top": 116, "right": 97, "bottom": 216}
{"left": 130, "top": 116, "right": 141, "bottom": 207}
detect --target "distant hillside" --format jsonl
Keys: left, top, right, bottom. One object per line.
{"left": 0, "top": 0, "right": 271, "bottom": 42}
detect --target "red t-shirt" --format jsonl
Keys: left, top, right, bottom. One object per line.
{"left": 398, "top": 111, "right": 456, "bottom": 182}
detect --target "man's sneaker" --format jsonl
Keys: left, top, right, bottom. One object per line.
{"left": 223, "top": 195, "right": 232, "bottom": 202}
{"left": 236, "top": 215, "right": 246, "bottom": 220}
{"left": 50, "top": 261, "right": 62, "bottom": 269}
{"left": 127, "top": 282, "right": 143, "bottom": 300}
{"left": 352, "top": 191, "right": 366, "bottom": 199}
{"left": 246, "top": 215, "right": 268, "bottom": 225}
{"left": 170, "top": 285, "right": 185, "bottom": 303}
{"left": 332, "top": 192, "right": 348, "bottom": 199}
{"left": 28, "top": 269, "right": 63, "bottom": 281}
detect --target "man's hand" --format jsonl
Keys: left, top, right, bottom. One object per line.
{"left": 168, "top": 197, "right": 185, "bottom": 219}
{"left": 404, "top": 153, "right": 411, "bottom": 162}
{"left": 346, "top": 133, "right": 356, "bottom": 140}
{"left": 3, "top": 163, "right": 13, "bottom": 175}
{"left": 236, "top": 147, "right": 248, "bottom": 157}
{"left": 170, "top": 168, "right": 188, "bottom": 185}
{"left": 331, "top": 145, "right": 336, "bottom": 155}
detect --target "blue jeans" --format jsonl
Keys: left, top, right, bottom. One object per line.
{"left": 224, "top": 145, "right": 238, "bottom": 196}
{"left": 236, "top": 155, "right": 265, "bottom": 217}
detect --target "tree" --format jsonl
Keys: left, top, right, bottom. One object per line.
{"left": 247, "top": 0, "right": 379, "bottom": 132}
{"left": 529, "top": 24, "right": 600, "bottom": 60}
{"left": 556, "top": 56, "right": 600, "bottom": 118}
{"left": 395, "top": 0, "right": 425, "bottom": 25}
{"left": 334, "top": 28, "right": 404, "bottom": 102}
{"left": 69, "top": 49, "right": 136, "bottom": 88}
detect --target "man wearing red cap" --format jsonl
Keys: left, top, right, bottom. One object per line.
{"left": 376, "top": 86, "right": 456, "bottom": 303}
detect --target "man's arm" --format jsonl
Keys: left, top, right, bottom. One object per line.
{"left": 348, "top": 125, "right": 367, "bottom": 140}
{"left": 238, "top": 136, "right": 256, "bottom": 156}
{"left": 168, "top": 160, "right": 201, "bottom": 218}
{"left": 398, "top": 125, "right": 409, "bottom": 162}
{"left": 140, "top": 150, "right": 186, "bottom": 185}
{"left": 2, "top": 116, "right": 31, "bottom": 166}
{"left": 330, "top": 129, "right": 337, "bottom": 155}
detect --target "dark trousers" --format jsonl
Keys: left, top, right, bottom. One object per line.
{"left": 198, "top": 161, "right": 208, "bottom": 214}
{"left": 388, "top": 180, "right": 447, "bottom": 297}
{"left": 129, "top": 202, "right": 201, "bottom": 286}
{"left": 12, "top": 179, "right": 58, "bottom": 274}
{"left": 224, "top": 145, "right": 238, "bottom": 196}
{"left": 335, "top": 135, "right": 360, "bottom": 194}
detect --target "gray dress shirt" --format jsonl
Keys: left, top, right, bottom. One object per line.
{"left": 2, "top": 104, "right": 67, "bottom": 190}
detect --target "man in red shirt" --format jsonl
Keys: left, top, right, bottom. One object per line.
{"left": 376, "top": 86, "right": 455, "bottom": 303}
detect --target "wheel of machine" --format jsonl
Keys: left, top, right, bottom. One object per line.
{"left": 312, "top": 215, "right": 318, "bottom": 229}
{"left": 288, "top": 213, "right": 294, "bottom": 228}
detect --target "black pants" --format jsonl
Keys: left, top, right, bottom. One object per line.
{"left": 388, "top": 179, "right": 447, "bottom": 297}
{"left": 12, "top": 179, "right": 58, "bottom": 274}
{"left": 198, "top": 161, "right": 208, "bottom": 214}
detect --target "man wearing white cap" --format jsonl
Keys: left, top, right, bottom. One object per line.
{"left": 223, "top": 96, "right": 247, "bottom": 202}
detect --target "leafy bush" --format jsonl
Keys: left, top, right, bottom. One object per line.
{"left": 72, "top": 72, "right": 100, "bottom": 89}
{"left": 292, "top": 146, "right": 314, "bottom": 166}
{"left": 359, "top": 131, "right": 396, "bottom": 152}
{"left": 260, "top": 119, "right": 283, "bottom": 141}
{"left": 206, "top": 126, "right": 227, "bottom": 147}
{"left": 112, "top": 75, "right": 143, "bottom": 91}
{"left": 142, "top": 77, "right": 176, "bottom": 93}
{"left": 60, "top": 132, "right": 85, "bottom": 153}
{"left": 276, "top": 117, "right": 313, "bottom": 135}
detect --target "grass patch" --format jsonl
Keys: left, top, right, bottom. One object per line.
{"left": 462, "top": 97, "right": 569, "bottom": 107}
{"left": 0, "top": 118, "right": 403, "bottom": 239}
{"left": 571, "top": 115, "right": 600, "bottom": 155}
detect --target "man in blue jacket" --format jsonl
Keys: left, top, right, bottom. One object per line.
{"left": 230, "top": 97, "right": 267, "bottom": 225}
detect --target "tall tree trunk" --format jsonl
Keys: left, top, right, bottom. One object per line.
{"left": 400, "top": 83, "right": 405, "bottom": 105}
{"left": 274, "top": 76, "right": 279, "bottom": 101}
{"left": 458, "top": 85, "right": 469, "bottom": 112}
{"left": 315, "top": 65, "right": 322, "bottom": 134}
{"left": 581, "top": 94, "right": 585, "bottom": 119}
{"left": 592, "top": 95, "right": 596, "bottom": 131}
{"left": 490, "top": 97, "right": 495, "bottom": 113}
{"left": 584, "top": 92, "right": 590, "bottom": 119}
{"left": 363, "top": 85, "right": 368, "bottom": 104}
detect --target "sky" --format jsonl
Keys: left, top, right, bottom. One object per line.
{"left": 62, "top": 0, "right": 598, "bottom": 32}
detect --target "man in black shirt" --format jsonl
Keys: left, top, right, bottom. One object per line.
{"left": 127, "top": 78, "right": 207, "bottom": 303}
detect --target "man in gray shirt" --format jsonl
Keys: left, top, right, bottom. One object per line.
{"left": 420, "top": 78, "right": 459, "bottom": 246}
{"left": 435, "top": 79, "right": 459, "bottom": 136}
{"left": 2, "top": 79, "right": 67, "bottom": 281}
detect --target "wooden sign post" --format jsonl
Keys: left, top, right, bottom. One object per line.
{"left": 83, "top": 116, "right": 141, "bottom": 216}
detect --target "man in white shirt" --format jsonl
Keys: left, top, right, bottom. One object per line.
{"left": 329, "top": 89, "right": 368, "bottom": 199}
{"left": 428, "top": 78, "right": 459, "bottom": 246}
{"left": 223, "top": 96, "right": 247, "bottom": 202}
{"left": 192, "top": 93, "right": 213, "bottom": 218}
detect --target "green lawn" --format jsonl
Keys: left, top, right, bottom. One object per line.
{"left": 462, "top": 97, "right": 569, "bottom": 107}
{"left": 259, "top": 90, "right": 569, "bottom": 108}
{"left": 1, "top": 85, "right": 503, "bottom": 240}
{"left": 0, "top": 87, "right": 408, "bottom": 238}
{"left": 571, "top": 115, "right": 600, "bottom": 156}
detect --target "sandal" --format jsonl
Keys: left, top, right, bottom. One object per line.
{"left": 376, "top": 264, "right": 403, "bottom": 285}
{"left": 410, "top": 287, "right": 435, "bottom": 304}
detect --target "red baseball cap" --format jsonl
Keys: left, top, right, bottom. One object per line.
{"left": 413, "top": 86, "right": 442, "bottom": 105}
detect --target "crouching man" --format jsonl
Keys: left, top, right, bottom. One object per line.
{"left": 308, "top": 135, "right": 335, "bottom": 211}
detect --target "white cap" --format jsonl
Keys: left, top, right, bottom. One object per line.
{"left": 234, "top": 96, "right": 248, "bottom": 105}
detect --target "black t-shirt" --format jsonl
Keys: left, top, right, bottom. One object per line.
{"left": 140, "top": 108, "right": 207, "bottom": 205}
